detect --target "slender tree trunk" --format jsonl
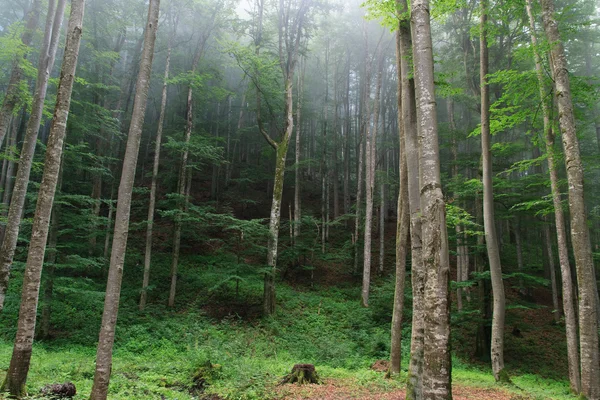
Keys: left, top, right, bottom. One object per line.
{"left": 480, "top": 0, "right": 506, "bottom": 381}
{"left": 262, "top": 71, "right": 296, "bottom": 315}
{"left": 514, "top": 218, "right": 525, "bottom": 294}
{"left": 362, "top": 53, "right": 382, "bottom": 307}
{"left": 354, "top": 129, "right": 365, "bottom": 274}
{"left": 321, "top": 41, "right": 329, "bottom": 254}
{"left": 343, "top": 57, "right": 351, "bottom": 216}
{"left": 294, "top": 59, "right": 305, "bottom": 241}
{"left": 103, "top": 184, "right": 115, "bottom": 262}
{"left": 0, "top": 0, "right": 67, "bottom": 312}
{"left": 0, "top": 0, "right": 42, "bottom": 149}
{"left": 90, "top": 1, "right": 159, "bottom": 397}
{"left": 449, "top": 98, "right": 465, "bottom": 311}
{"left": 0, "top": 2, "right": 84, "bottom": 395}
{"left": 332, "top": 64, "right": 340, "bottom": 220}
{"left": 389, "top": 21, "right": 410, "bottom": 375}
{"left": 524, "top": 0, "right": 580, "bottom": 392}
{"left": 39, "top": 151, "right": 66, "bottom": 340}
{"left": 379, "top": 178, "right": 385, "bottom": 274}
{"left": 543, "top": 222, "right": 561, "bottom": 323}
{"left": 411, "top": 0, "right": 452, "bottom": 396}
{"left": 1, "top": 116, "right": 19, "bottom": 222}
{"left": 354, "top": 52, "right": 369, "bottom": 275}
{"left": 540, "top": 0, "right": 600, "bottom": 396}
{"left": 168, "top": 37, "right": 203, "bottom": 308}
{"left": 140, "top": 24, "right": 174, "bottom": 311}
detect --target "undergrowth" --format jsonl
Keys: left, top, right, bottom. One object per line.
{"left": 0, "top": 251, "right": 580, "bottom": 399}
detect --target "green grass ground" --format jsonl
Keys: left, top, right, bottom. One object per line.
{"left": 0, "top": 253, "right": 581, "bottom": 399}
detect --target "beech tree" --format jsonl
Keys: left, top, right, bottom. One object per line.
{"left": 480, "top": 0, "right": 506, "bottom": 381}
{"left": 139, "top": 11, "right": 176, "bottom": 311}
{"left": 411, "top": 0, "right": 452, "bottom": 396}
{"left": 90, "top": 0, "right": 160, "bottom": 397}
{"left": 524, "top": 0, "right": 580, "bottom": 392}
{"left": 246, "top": 0, "right": 313, "bottom": 315}
{"left": 540, "top": 0, "right": 600, "bottom": 396}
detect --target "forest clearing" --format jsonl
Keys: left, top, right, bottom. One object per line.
{"left": 0, "top": 0, "right": 599, "bottom": 398}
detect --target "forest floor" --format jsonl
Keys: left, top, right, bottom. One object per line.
{"left": 0, "top": 251, "right": 580, "bottom": 399}
{"left": 276, "top": 380, "right": 515, "bottom": 399}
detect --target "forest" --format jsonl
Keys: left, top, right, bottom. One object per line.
{"left": 0, "top": 0, "right": 598, "bottom": 398}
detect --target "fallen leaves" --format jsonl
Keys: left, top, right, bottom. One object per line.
{"left": 275, "top": 379, "right": 518, "bottom": 400}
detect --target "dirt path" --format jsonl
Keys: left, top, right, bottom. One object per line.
{"left": 276, "top": 380, "right": 516, "bottom": 400}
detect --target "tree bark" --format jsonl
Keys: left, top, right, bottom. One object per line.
{"left": 524, "top": 0, "right": 580, "bottom": 392}
{"left": 168, "top": 38, "right": 203, "bottom": 308}
{"left": 411, "top": 0, "right": 452, "bottom": 396}
{"left": 362, "top": 52, "right": 382, "bottom": 307}
{"left": 39, "top": 151, "right": 66, "bottom": 340}
{"left": 0, "top": 1, "right": 84, "bottom": 395}
{"left": 260, "top": 0, "right": 311, "bottom": 315}
{"left": 293, "top": 59, "right": 305, "bottom": 241}
{"left": 140, "top": 21, "right": 174, "bottom": 311}
{"left": 398, "top": 0, "right": 424, "bottom": 395}
{"left": 480, "top": 0, "right": 506, "bottom": 382}
{"left": 539, "top": 0, "right": 600, "bottom": 396}
{"left": 543, "top": 223, "right": 560, "bottom": 323}
{"left": 90, "top": 1, "right": 159, "bottom": 398}
{"left": 389, "top": 18, "right": 410, "bottom": 375}
{"left": 0, "top": 0, "right": 67, "bottom": 312}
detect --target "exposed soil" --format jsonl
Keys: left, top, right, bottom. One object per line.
{"left": 275, "top": 380, "right": 518, "bottom": 400}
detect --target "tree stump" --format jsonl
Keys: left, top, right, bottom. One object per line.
{"left": 40, "top": 382, "right": 76, "bottom": 398}
{"left": 280, "top": 364, "right": 321, "bottom": 385}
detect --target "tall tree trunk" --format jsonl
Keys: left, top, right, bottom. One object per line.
{"left": 332, "top": 63, "right": 340, "bottom": 220}
{"left": 39, "top": 169, "right": 64, "bottom": 340}
{"left": 524, "top": 0, "right": 580, "bottom": 392}
{"left": 480, "top": 0, "right": 506, "bottom": 381}
{"left": 514, "top": 218, "right": 525, "bottom": 294}
{"left": 353, "top": 126, "right": 365, "bottom": 274}
{"left": 168, "top": 37, "right": 203, "bottom": 308}
{"left": 543, "top": 222, "right": 561, "bottom": 323}
{"left": 399, "top": 0, "right": 424, "bottom": 395}
{"left": 321, "top": 40, "right": 329, "bottom": 254}
{"left": 90, "top": 1, "right": 159, "bottom": 397}
{"left": 411, "top": 0, "right": 452, "bottom": 396}
{"left": 140, "top": 23, "right": 174, "bottom": 311}
{"left": 0, "top": 0, "right": 67, "bottom": 312}
{"left": 0, "top": 0, "right": 42, "bottom": 149}
{"left": 294, "top": 59, "right": 305, "bottom": 241}
{"left": 449, "top": 98, "right": 465, "bottom": 311}
{"left": 389, "top": 20, "right": 410, "bottom": 375}
{"left": 362, "top": 53, "right": 382, "bottom": 307}
{"left": 0, "top": 2, "right": 84, "bottom": 395}
{"left": 379, "top": 177, "right": 385, "bottom": 274}
{"left": 540, "top": 0, "right": 600, "bottom": 396}
{"left": 343, "top": 56, "right": 351, "bottom": 216}
{"left": 1, "top": 116, "right": 20, "bottom": 226}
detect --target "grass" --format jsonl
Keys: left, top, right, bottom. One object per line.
{"left": 0, "top": 251, "right": 582, "bottom": 399}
